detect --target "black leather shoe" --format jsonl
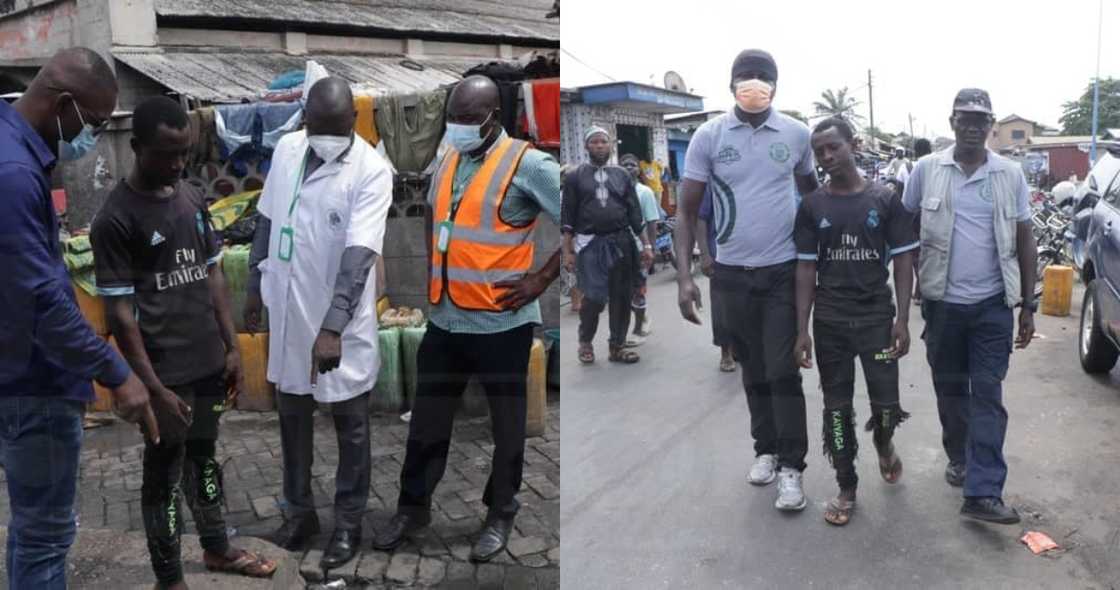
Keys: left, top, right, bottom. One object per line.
{"left": 321, "top": 528, "right": 361, "bottom": 570}
{"left": 272, "top": 516, "right": 321, "bottom": 551}
{"left": 961, "top": 497, "right": 1020, "bottom": 524}
{"left": 372, "top": 513, "right": 430, "bottom": 551}
{"left": 945, "top": 461, "right": 965, "bottom": 487}
{"left": 470, "top": 517, "right": 514, "bottom": 563}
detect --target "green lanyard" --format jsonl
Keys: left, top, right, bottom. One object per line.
{"left": 278, "top": 149, "right": 311, "bottom": 262}
{"left": 286, "top": 149, "right": 312, "bottom": 220}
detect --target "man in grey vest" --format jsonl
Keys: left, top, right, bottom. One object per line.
{"left": 902, "top": 89, "right": 1038, "bottom": 524}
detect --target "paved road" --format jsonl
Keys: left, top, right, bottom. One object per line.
{"left": 561, "top": 269, "right": 1120, "bottom": 589}
{"left": 0, "top": 401, "right": 559, "bottom": 588}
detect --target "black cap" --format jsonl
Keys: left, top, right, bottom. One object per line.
{"left": 952, "top": 88, "right": 993, "bottom": 115}
{"left": 731, "top": 49, "right": 777, "bottom": 84}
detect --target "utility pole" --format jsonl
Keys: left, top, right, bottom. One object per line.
{"left": 868, "top": 69, "right": 875, "bottom": 150}
{"left": 908, "top": 113, "right": 915, "bottom": 152}
{"left": 1091, "top": 0, "right": 1103, "bottom": 163}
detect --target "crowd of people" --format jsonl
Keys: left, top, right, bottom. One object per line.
{"left": 564, "top": 48, "right": 1039, "bottom": 527}
{"left": 0, "top": 47, "right": 561, "bottom": 589}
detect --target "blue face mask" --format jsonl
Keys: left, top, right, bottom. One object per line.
{"left": 445, "top": 111, "right": 495, "bottom": 153}
{"left": 57, "top": 100, "right": 99, "bottom": 162}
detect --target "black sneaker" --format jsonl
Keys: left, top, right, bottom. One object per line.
{"left": 961, "top": 497, "right": 1020, "bottom": 525}
{"left": 945, "top": 461, "right": 965, "bottom": 487}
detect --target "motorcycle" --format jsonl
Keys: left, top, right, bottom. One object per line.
{"left": 1034, "top": 203, "right": 1074, "bottom": 298}
{"left": 654, "top": 216, "right": 677, "bottom": 271}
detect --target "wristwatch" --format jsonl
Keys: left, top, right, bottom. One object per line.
{"left": 643, "top": 245, "right": 653, "bottom": 251}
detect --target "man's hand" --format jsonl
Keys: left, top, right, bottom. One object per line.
{"left": 244, "top": 292, "right": 263, "bottom": 333}
{"left": 888, "top": 320, "right": 910, "bottom": 359}
{"left": 310, "top": 329, "right": 342, "bottom": 387}
{"left": 677, "top": 278, "right": 703, "bottom": 325}
{"left": 223, "top": 348, "right": 245, "bottom": 406}
{"left": 640, "top": 246, "right": 654, "bottom": 270}
{"left": 563, "top": 250, "right": 576, "bottom": 273}
{"left": 794, "top": 331, "right": 814, "bottom": 369}
{"left": 1016, "top": 309, "right": 1035, "bottom": 350}
{"left": 700, "top": 253, "right": 715, "bottom": 277}
{"left": 495, "top": 272, "right": 551, "bottom": 311}
{"left": 150, "top": 386, "right": 193, "bottom": 445}
{"left": 110, "top": 373, "right": 160, "bottom": 445}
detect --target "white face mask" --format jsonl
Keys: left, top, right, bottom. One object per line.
{"left": 308, "top": 134, "right": 352, "bottom": 162}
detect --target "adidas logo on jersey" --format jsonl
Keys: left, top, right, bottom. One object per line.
{"left": 819, "top": 218, "right": 832, "bottom": 229}
{"left": 151, "top": 231, "right": 166, "bottom": 246}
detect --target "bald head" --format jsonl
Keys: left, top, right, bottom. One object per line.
{"left": 14, "top": 47, "right": 118, "bottom": 156}
{"left": 305, "top": 77, "right": 355, "bottom": 136}
{"left": 448, "top": 75, "right": 500, "bottom": 123}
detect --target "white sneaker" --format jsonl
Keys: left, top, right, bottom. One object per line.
{"left": 775, "top": 468, "right": 807, "bottom": 511}
{"left": 747, "top": 454, "right": 778, "bottom": 485}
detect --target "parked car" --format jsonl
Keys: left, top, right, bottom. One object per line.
{"left": 1070, "top": 149, "right": 1120, "bottom": 372}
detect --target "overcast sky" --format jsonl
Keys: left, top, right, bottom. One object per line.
{"left": 561, "top": 0, "right": 1117, "bottom": 139}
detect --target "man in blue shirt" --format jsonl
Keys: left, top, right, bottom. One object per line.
{"left": 0, "top": 48, "right": 158, "bottom": 588}
{"left": 676, "top": 49, "right": 820, "bottom": 512}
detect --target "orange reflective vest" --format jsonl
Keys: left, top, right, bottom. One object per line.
{"left": 429, "top": 137, "right": 534, "bottom": 311}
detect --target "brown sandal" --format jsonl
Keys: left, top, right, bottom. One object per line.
{"left": 578, "top": 343, "right": 595, "bottom": 364}
{"left": 878, "top": 445, "right": 903, "bottom": 484}
{"left": 204, "top": 548, "right": 278, "bottom": 578}
{"left": 609, "top": 346, "right": 640, "bottom": 364}
{"left": 824, "top": 497, "right": 856, "bottom": 526}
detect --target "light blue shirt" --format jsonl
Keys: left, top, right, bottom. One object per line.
{"left": 683, "top": 110, "right": 814, "bottom": 267}
{"left": 635, "top": 183, "right": 661, "bottom": 225}
{"left": 428, "top": 133, "right": 562, "bottom": 334}
{"left": 903, "top": 151, "right": 1031, "bottom": 304}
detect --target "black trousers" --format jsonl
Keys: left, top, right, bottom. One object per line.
{"left": 712, "top": 261, "right": 807, "bottom": 471}
{"left": 578, "top": 243, "right": 635, "bottom": 348}
{"left": 398, "top": 323, "right": 534, "bottom": 522}
{"left": 142, "top": 373, "right": 230, "bottom": 586}
{"left": 277, "top": 390, "right": 371, "bottom": 531}
{"left": 814, "top": 319, "right": 909, "bottom": 490}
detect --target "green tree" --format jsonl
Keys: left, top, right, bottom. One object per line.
{"left": 781, "top": 109, "right": 808, "bottom": 124}
{"left": 812, "top": 87, "right": 865, "bottom": 124}
{"left": 1059, "top": 78, "right": 1120, "bottom": 135}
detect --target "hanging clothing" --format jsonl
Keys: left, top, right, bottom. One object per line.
{"left": 187, "top": 107, "right": 220, "bottom": 168}
{"left": 374, "top": 90, "right": 446, "bottom": 174}
{"left": 353, "top": 95, "right": 380, "bottom": 146}
{"left": 522, "top": 79, "right": 560, "bottom": 148}
{"left": 214, "top": 102, "right": 303, "bottom": 155}
{"left": 256, "top": 130, "right": 393, "bottom": 403}
{"left": 462, "top": 61, "right": 527, "bottom": 136}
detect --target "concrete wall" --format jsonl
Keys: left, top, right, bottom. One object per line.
{"left": 0, "top": 0, "right": 80, "bottom": 63}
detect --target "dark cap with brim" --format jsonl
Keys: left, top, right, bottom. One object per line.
{"left": 731, "top": 49, "right": 777, "bottom": 84}
{"left": 953, "top": 88, "right": 993, "bottom": 115}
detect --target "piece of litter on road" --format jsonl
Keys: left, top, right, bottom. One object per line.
{"left": 1021, "top": 531, "right": 1059, "bottom": 554}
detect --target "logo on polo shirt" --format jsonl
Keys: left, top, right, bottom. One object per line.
{"left": 769, "top": 142, "right": 791, "bottom": 163}
{"left": 150, "top": 231, "right": 166, "bottom": 246}
{"left": 820, "top": 218, "right": 832, "bottom": 229}
{"left": 980, "top": 182, "right": 994, "bottom": 202}
{"left": 716, "top": 145, "right": 742, "bottom": 165}
{"left": 866, "top": 209, "right": 880, "bottom": 229}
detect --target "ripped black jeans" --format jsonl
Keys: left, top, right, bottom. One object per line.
{"left": 813, "top": 319, "right": 910, "bottom": 491}
{"left": 141, "top": 372, "right": 231, "bottom": 587}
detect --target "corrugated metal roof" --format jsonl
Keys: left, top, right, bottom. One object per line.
{"left": 154, "top": 0, "right": 559, "bottom": 43}
{"left": 114, "top": 49, "right": 489, "bottom": 102}
{"left": 1028, "top": 135, "right": 1097, "bottom": 147}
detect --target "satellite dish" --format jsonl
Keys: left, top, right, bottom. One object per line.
{"left": 664, "top": 71, "right": 687, "bottom": 93}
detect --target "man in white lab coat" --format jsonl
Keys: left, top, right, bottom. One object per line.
{"left": 244, "top": 78, "right": 392, "bottom": 570}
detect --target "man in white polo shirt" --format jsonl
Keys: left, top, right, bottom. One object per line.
{"left": 676, "top": 49, "right": 820, "bottom": 511}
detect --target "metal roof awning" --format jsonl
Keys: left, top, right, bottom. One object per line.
{"left": 114, "top": 49, "right": 488, "bottom": 102}
{"left": 574, "top": 82, "right": 704, "bottom": 114}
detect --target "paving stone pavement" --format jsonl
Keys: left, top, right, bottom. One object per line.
{"left": 0, "top": 399, "right": 559, "bottom": 589}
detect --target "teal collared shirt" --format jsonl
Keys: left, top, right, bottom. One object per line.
{"left": 428, "top": 133, "right": 562, "bottom": 334}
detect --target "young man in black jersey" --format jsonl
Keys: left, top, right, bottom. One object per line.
{"left": 792, "top": 117, "right": 918, "bottom": 526}
{"left": 91, "top": 96, "right": 277, "bottom": 588}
